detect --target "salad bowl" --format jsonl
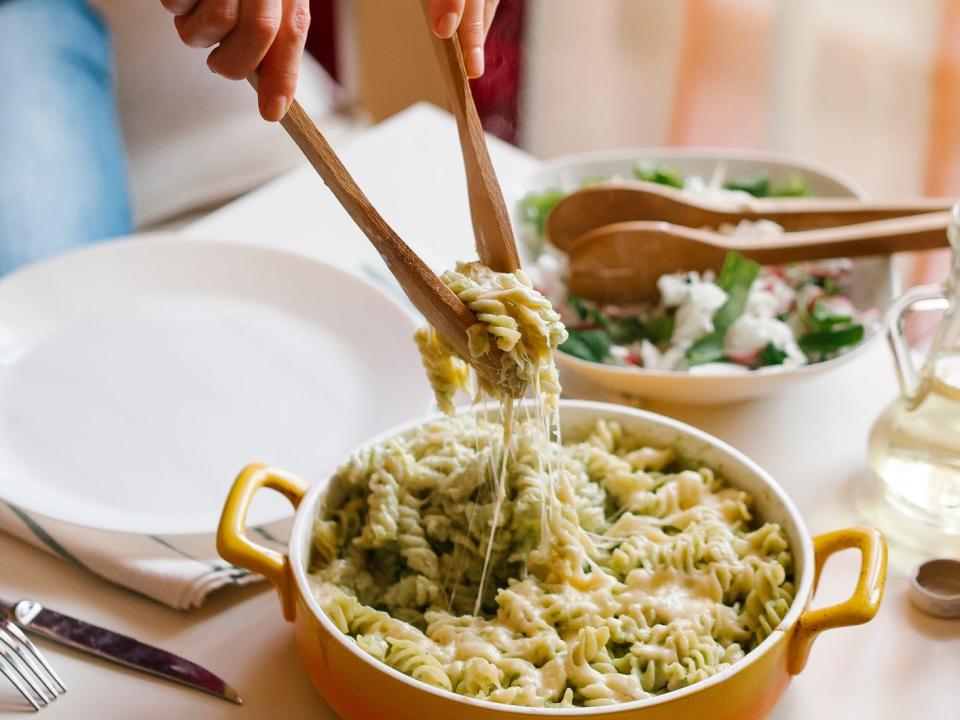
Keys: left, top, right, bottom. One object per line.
{"left": 508, "top": 149, "right": 897, "bottom": 404}
{"left": 218, "top": 400, "right": 886, "bottom": 720}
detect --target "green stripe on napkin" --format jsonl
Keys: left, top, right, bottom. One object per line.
{"left": 5, "top": 503, "right": 88, "bottom": 570}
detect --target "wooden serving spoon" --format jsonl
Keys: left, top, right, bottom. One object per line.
{"left": 568, "top": 211, "right": 951, "bottom": 304}
{"left": 547, "top": 180, "right": 953, "bottom": 252}
{"left": 421, "top": 0, "right": 521, "bottom": 273}
{"left": 248, "top": 77, "right": 504, "bottom": 390}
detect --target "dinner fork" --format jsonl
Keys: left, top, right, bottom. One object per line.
{"left": 0, "top": 618, "right": 66, "bottom": 711}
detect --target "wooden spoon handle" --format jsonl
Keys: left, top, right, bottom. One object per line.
{"left": 546, "top": 183, "right": 955, "bottom": 251}
{"left": 729, "top": 210, "right": 952, "bottom": 264}
{"left": 252, "top": 80, "right": 500, "bottom": 386}
{"left": 737, "top": 197, "right": 954, "bottom": 231}
{"left": 421, "top": 1, "right": 520, "bottom": 273}
{"left": 566, "top": 212, "right": 951, "bottom": 305}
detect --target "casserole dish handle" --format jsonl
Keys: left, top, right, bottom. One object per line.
{"left": 787, "top": 526, "right": 887, "bottom": 674}
{"left": 217, "top": 463, "right": 308, "bottom": 622}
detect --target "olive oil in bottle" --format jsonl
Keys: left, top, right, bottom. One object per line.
{"left": 869, "top": 353, "right": 960, "bottom": 531}
{"left": 870, "top": 205, "right": 960, "bottom": 533}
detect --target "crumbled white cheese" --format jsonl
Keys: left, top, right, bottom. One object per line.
{"left": 638, "top": 339, "right": 663, "bottom": 369}
{"left": 818, "top": 295, "right": 856, "bottom": 318}
{"left": 609, "top": 345, "right": 632, "bottom": 365}
{"left": 638, "top": 339, "right": 690, "bottom": 371}
{"left": 725, "top": 315, "right": 805, "bottom": 365}
{"left": 746, "top": 275, "right": 795, "bottom": 319}
{"left": 683, "top": 176, "right": 755, "bottom": 204}
{"left": 717, "top": 219, "right": 786, "bottom": 237}
{"left": 671, "top": 281, "right": 727, "bottom": 344}
{"left": 657, "top": 273, "right": 693, "bottom": 308}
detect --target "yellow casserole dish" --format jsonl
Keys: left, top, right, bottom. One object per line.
{"left": 218, "top": 400, "right": 886, "bottom": 719}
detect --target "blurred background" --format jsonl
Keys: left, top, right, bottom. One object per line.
{"left": 92, "top": 0, "right": 960, "bottom": 286}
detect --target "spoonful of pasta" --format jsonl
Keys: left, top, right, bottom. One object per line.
{"left": 407, "top": 1, "right": 569, "bottom": 415}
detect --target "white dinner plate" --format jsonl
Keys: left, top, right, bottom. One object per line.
{"left": 0, "top": 236, "right": 432, "bottom": 534}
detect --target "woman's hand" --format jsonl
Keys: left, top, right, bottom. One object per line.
{"left": 161, "top": 0, "right": 310, "bottom": 122}
{"left": 427, "top": 0, "right": 500, "bottom": 78}
{"left": 162, "top": 0, "right": 500, "bottom": 122}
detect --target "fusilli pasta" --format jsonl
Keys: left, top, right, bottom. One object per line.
{"left": 308, "top": 414, "right": 795, "bottom": 708}
{"left": 415, "top": 261, "right": 568, "bottom": 412}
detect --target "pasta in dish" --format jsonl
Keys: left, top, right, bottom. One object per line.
{"left": 308, "top": 413, "right": 795, "bottom": 707}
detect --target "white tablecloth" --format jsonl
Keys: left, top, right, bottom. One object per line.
{"left": 1, "top": 104, "right": 956, "bottom": 719}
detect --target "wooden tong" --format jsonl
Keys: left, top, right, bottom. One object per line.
{"left": 250, "top": 77, "right": 502, "bottom": 387}
{"left": 248, "top": 12, "right": 520, "bottom": 389}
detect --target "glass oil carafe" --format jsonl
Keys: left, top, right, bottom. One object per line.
{"left": 868, "top": 203, "right": 960, "bottom": 533}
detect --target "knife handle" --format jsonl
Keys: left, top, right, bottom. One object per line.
{"left": 10, "top": 599, "right": 242, "bottom": 703}
{"left": 217, "top": 464, "right": 308, "bottom": 622}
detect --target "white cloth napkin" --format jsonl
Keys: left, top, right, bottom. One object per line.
{"left": 0, "top": 502, "right": 289, "bottom": 609}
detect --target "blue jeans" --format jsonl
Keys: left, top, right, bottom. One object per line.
{"left": 0, "top": 0, "right": 132, "bottom": 276}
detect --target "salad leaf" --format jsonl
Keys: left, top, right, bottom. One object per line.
{"left": 817, "top": 276, "right": 842, "bottom": 296}
{"left": 686, "top": 252, "right": 761, "bottom": 365}
{"left": 520, "top": 188, "right": 567, "bottom": 236}
{"left": 713, "top": 252, "right": 762, "bottom": 329}
{"left": 724, "top": 171, "right": 771, "bottom": 198}
{"left": 685, "top": 334, "right": 726, "bottom": 365}
{"left": 568, "top": 293, "right": 590, "bottom": 322}
{"left": 724, "top": 171, "right": 809, "bottom": 198}
{"left": 799, "top": 324, "right": 865, "bottom": 354}
{"left": 810, "top": 300, "right": 853, "bottom": 328}
{"left": 757, "top": 342, "right": 788, "bottom": 366}
{"left": 644, "top": 314, "right": 676, "bottom": 343}
{"left": 560, "top": 328, "right": 612, "bottom": 363}
{"left": 633, "top": 163, "right": 685, "bottom": 189}
{"left": 604, "top": 316, "right": 649, "bottom": 345}
{"left": 771, "top": 173, "right": 809, "bottom": 197}
{"left": 568, "top": 294, "right": 673, "bottom": 346}
{"left": 799, "top": 298, "right": 854, "bottom": 335}
{"left": 567, "top": 293, "right": 606, "bottom": 326}
{"left": 608, "top": 315, "right": 675, "bottom": 345}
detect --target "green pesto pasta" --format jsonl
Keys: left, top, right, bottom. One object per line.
{"left": 414, "top": 261, "right": 568, "bottom": 412}
{"left": 308, "top": 414, "right": 795, "bottom": 708}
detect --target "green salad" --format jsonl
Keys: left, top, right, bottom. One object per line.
{"left": 520, "top": 164, "right": 874, "bottom": 374}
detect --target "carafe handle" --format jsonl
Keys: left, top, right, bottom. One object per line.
{"left": 886, "top": 283, "right": 948, "bottom": 401}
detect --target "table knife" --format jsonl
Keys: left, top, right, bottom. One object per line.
{"left": 0, "top": 597, "right": 242, "bottom": 704}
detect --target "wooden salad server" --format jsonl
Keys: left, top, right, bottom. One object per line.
{"left": 247, "top": 76, "right": 503, "bottom": 389}
{"left": 547, "top": 180, "right": 954, "bottom": 252}
{"left": 569, "top": 211, "right": 951, "bottom": 304}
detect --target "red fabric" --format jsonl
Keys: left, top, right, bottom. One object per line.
{"left": 305, "top": 0, "right": 525, "bottom": 144}
{"left": 306, "top": 0, "right": 337, "bottom": 81}
{"left": 470, "top": 0, "right": 526, "bottom": 144}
